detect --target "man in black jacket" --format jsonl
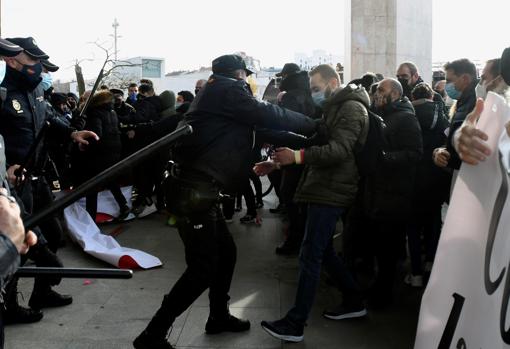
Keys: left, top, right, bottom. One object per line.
{"left": 432, "top": 59, "right": 477, "bottom": 173}
{"left": 0, "top": 37, "right": 97, "bottom": 323}
{"left": 367, "top": 78, "right": 423, "bottom": 306}
{"left": 133, "top": 54, "right": 317, "bottom": 349}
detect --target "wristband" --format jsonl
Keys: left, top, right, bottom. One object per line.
{"left": 294, "top": 149, "right": 304, "bottom": 165}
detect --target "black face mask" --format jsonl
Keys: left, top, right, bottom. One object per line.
{"left": 194, "top": 88, "right": 200, "bottom": 95}
{"left": 398, "top": 78, "right": 412, "bottom": 96}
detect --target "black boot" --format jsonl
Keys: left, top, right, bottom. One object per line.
{"left": 133, "top": 330, "right": 174, "bottom": 349}
{"left": 205, "top": 313, "right": 251, "bottom": 334}
{"left": 4, "top": 278, "right": 43, "bottom": 325}
{"left": 4, "top": 304, "right": 43, "bottom": 325}
{"left": 29, "top": 282, "right": 72, "bottom": 311}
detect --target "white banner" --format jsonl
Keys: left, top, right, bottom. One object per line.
{"left": 415, "top": 92, "right": 510, "bottom": 348}
{"left": 62, "top": 186, "right": 162, "bottom": 269}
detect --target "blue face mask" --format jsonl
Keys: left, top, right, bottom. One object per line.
{"left": 40, "top": 72, "right": 53, "bottom": 91}
{"left": 312, "top": 90, "right": 326, "bottom": 107}
{"left": 445, "top": 82, "right": 461, "bottom": 100}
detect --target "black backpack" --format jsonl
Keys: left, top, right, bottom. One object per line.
{"left": 355, "top": 109, "right": 387, "bottom": 177}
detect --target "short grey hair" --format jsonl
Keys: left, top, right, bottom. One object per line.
{"left": 387, "top": 78, "right": 403, "bottom": 97}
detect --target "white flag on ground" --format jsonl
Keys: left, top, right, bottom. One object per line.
{"left": 63, "top": 187, "right": 162, "bottom": 269}
{"left": 415, "top": 92, "right": 510, "bottom": 348}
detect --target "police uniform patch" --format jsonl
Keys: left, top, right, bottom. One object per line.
{"left": 12, "top": 99, "right": 21, "bottom": 111}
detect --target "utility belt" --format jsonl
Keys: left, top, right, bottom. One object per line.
{"left": 163, "top": 164, "right": 222, "bottom": 216}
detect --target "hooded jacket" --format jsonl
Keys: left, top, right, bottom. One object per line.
{"left": 294, "top": 84, "right": 370, "bottom": 207}
{"left": 364, "top": 97, "right": 423, "bottom": 220}
{"left": 279, "top": 71, "right": 315, "bottom": 117}
{"left": 159, "top": 90, "right": 177, "bottom": 118}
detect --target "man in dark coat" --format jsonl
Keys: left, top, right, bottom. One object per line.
{"left": 397, "top": 62, "right": 446, "bottom": 114}
{"left": 134, "top": 54, "right": 317, "bottom": 349}
{"left": 274, "top": 67, "right": 315, "bottom": 254}
{"left": 432, "top": 59, "right": 477, "bottom": 172}
{"left": 0, "top": 37, "right": 97, "bottom": 323}
{"left": 366, "top": 78, "right": 423, "bottom": 306}
{"left": 406, "top": 82, "right": 450, "bottom": 287}
{"left": 73, "top": 90, "right": 129, "bottom": 220}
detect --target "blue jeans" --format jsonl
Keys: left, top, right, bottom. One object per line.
{"left": 286, "top": 204, "right": 362, "bottom": 326}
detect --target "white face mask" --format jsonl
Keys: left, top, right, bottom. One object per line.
{"left": 475, "top": 81, "right": 488, "bottom": 100}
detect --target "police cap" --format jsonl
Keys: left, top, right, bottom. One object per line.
{"left": 6, "top": 37, "right": 49, "bottom": 60}
{"left": 0, "top": 38, "right": 23, "bottom": 57}
{"left": 42, "top": 59, "right": 59, "bottom": 72}
{"left": 212, "top": 54, "right": 254, "bottom": 76}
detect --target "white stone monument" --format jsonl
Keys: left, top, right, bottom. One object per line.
{"left": 345, "top": 0, "right": 432, "bottom": 84}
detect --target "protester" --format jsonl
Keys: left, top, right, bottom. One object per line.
{"left": 261, "top": 65, "right": 369, "bottom": 342}
{"left": 433, "top": 59, "right": 478, "bottom": 175}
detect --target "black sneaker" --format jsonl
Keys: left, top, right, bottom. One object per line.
{"left": 133, "top": 330, "right": 174, "bottom": 349}
{"left": 240, "top": 214, "right": 256, "bottom": 224}
{"left": 205, "top": 314, "right": 250, "bottom": 334}
{"left": 261, "top": 317, "right": 304, "bottom": 343}
{"left": 323, "top": 303, "right": 367, "bottom": 320}
{"left": 28, "top": 289, "right": 73, "bottom": 310}
{"left": 4, "top": 304, "right": 43, "bottom": 325}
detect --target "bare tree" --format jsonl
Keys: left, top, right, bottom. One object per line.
{"left": 87, "top": 40, "right": 140, "bottom": 90}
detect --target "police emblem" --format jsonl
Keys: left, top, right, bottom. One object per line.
{"left": 12, "top": 99, "right": 21, "bottom": 111}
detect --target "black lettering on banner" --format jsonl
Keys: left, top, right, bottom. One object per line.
{"left": 456, "top": 338, "right": 467, "bottom": 349}
{"left": 438, "top": 293, "right": 465, "bottom": 349}
{"left": 500, "top": 251, "right": 510, "bottom": 343}
{"left": 484, "top": 154, "right": 508, "bottom": 295}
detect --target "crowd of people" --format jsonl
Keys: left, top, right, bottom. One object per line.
{"left": 0, "top": 34, "right": 508, "bottom": 349}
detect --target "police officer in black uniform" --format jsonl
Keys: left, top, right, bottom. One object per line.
{"left": 0, "top": 37, "right": 98, "bottom": 323}
{"left": 133, "top": 54, "right": 318, "bottom": 349}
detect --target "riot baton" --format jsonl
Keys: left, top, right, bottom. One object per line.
{"left": 14, "top": 121, "right": 50, "bottom": 187}
{"left": 78, "top": 58, "right": 107, "bottom": 119}
{"left": 24, "top": 124, "right": 193, "bottom": 230}
{"left": 15, "top": 267, "right": 133, "bottom": 279}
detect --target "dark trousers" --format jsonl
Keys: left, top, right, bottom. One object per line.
{"left": 407, "top": 205, "right": 442, "bottom": 275}
{"left": 241, "top": 177, "right": 256, "bottom": 216}
{"left": 24, "top": 178, "right": 64, "bottom": 253}
{"left": 146, "top": 204, "right": 237, "bottom": 338}
{"left": 86, "top": 183, "right": 128, "bottom": 219}
{"left": 371, "top": 220, "right": 407, "bottom": 298}
{"left": 286, "top": 204, "right": 361, "bottom": 326}
{"left": 267, "top": 170, "right": 282, "bottom": 201}
{"left": 280, "top": 166, "right": 305, "bottom": 245}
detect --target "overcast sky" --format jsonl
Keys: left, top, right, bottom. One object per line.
{"left": 2, "top": 0, "right": 509, "bottom": 82}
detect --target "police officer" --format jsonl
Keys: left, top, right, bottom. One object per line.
{"left": 0, "top": 37, "right": 37, "bottom": 348}
{"left": 133, "top": 54, "right": 318, "bottom": 349}
{"left": 0, "top": 37, "right": 98, "bottom": 323}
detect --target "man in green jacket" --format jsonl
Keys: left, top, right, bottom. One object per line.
{"left": 260, "top": 64, "right": 369, "bottom": 342}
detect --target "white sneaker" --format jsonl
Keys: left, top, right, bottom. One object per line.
{"left": 138, "top": 203, "right": 157, "bottom": 218}
{"left": 404, "top": 274, "right": 423, "bottom": 288}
